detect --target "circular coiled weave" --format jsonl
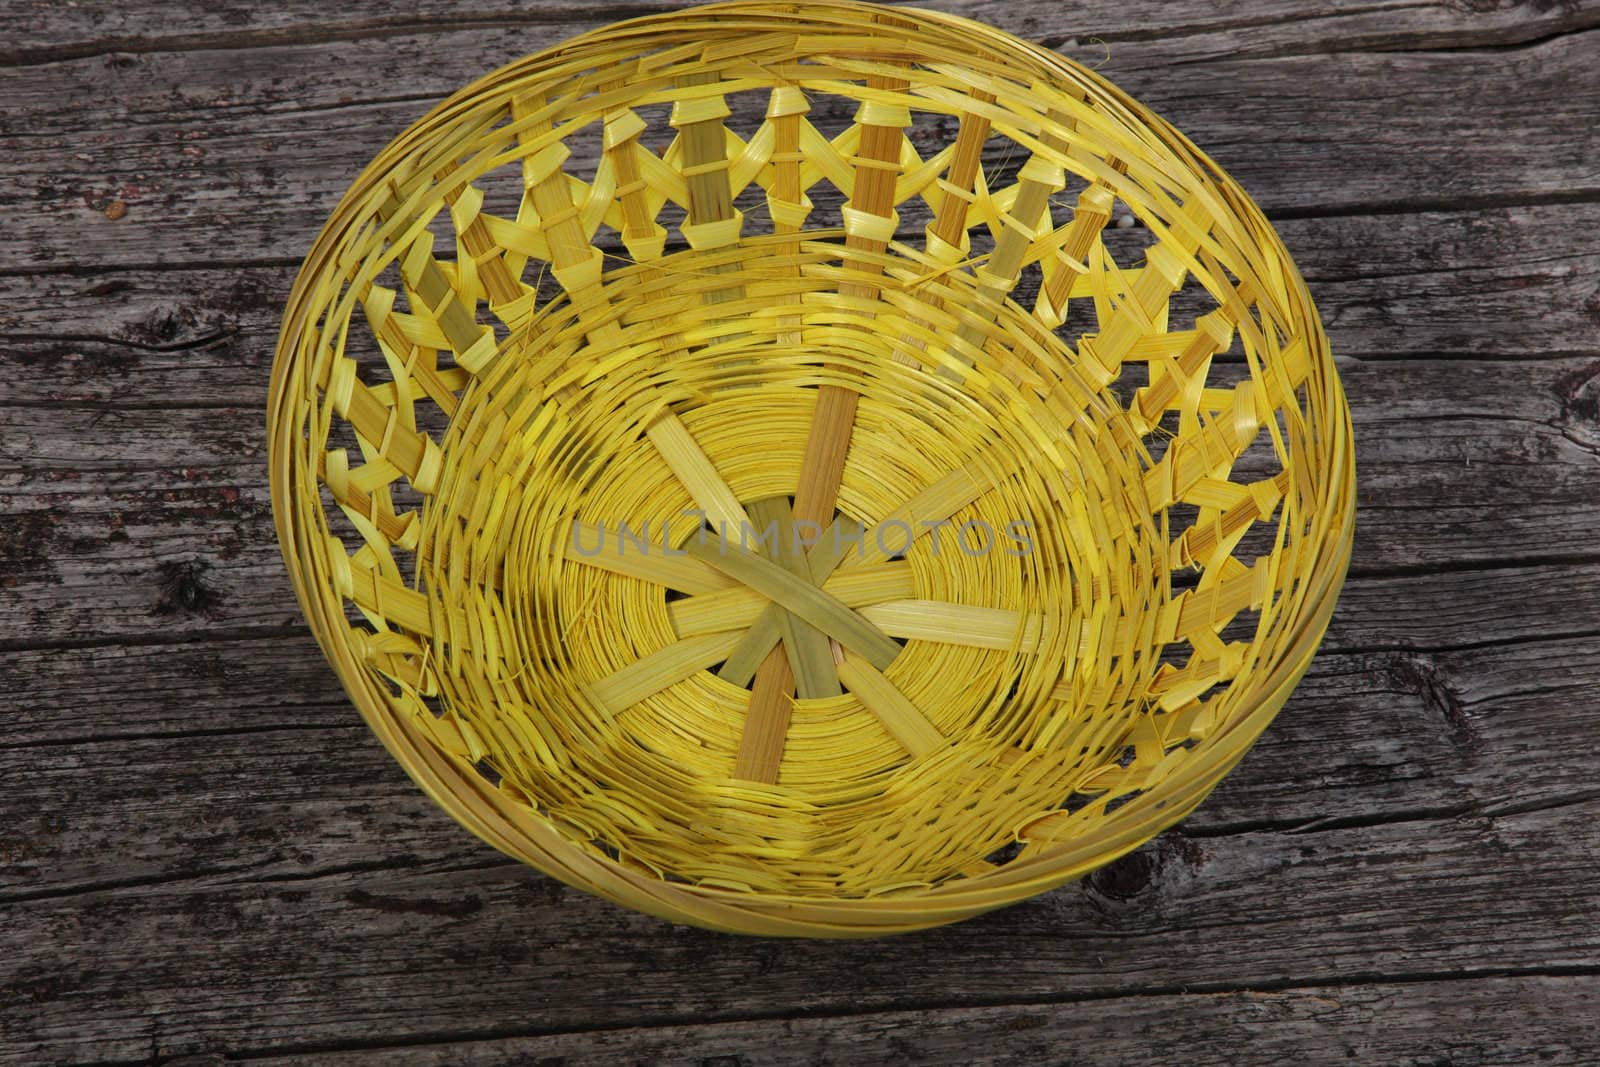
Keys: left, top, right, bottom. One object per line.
{"left": 269, "top": 0, "right": 1355, "bottom": 935}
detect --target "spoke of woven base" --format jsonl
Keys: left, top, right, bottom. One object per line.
{"left": 859, "top": 601, "right": 1046, "bottom": 652}
{"left": 733, "top": 648, "right": 795, "bottom": 783}
{"left": 834, "top": 650, "right": 946, "bottom": 758}
{"left": 719, "top": 611, "right": 787, "bottom": 691}
{"left": 563, "top": 520, "right": 736, "bottom": 596}
{"left": 672, "top": 562, "right": 915, "bottom": 637}
{"left": 717, "top": 515, "right": 858, "bottom": 687}
{"left": 582, "top": 630, "right": 744, "bottom": 718}
{"left": 790, "top": 386, "right": 859, "bottom": 532}
{"left": 645, "top": 411, "right": 750, "bottom": 534}
{"left": 685, "top": 537, "right": 902, "bottom": 671}
{"left": 736, "top": 65, "right": 912, "bottom": 783}
{"left": 846, "top": 462, "right": 994, "bottom": 570}
{"left": 746, "top": 496, "right": 841, "bottom": 699}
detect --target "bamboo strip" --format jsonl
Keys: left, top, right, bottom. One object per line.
{"left": 563, "top": 521, "right": 735, "bottom": 596}
{"left": 859, "top": 600, "right": 1045, "bottom": 652}
{"left": 751, "top": 79, "right": 960, "bottom": 781}
{"left": 645, "top": 411, "right": 750, "bottom": 534}
{"left": 583, "top": 631, "right": 744, "bottom": 717}
{"left": 673, "top": 562, "right": 915, "bottom": 638}
{"left": 734, "top": 648, "right": 795, "bottom": 783}
{"left": 747, "top": 496, "right": 842, "bottom": 698}
{"left": 835, "top": 651, "right": 947, "bottom": 758}
{"left": 720, "top": 610, "right": 785, "bottom": 688}
{"left": 685, "top": 538, "right": 903, "bottom": 670}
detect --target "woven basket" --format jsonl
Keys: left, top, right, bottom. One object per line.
{"left": 269, "top": 0, "right": 1354, "bottom": 936}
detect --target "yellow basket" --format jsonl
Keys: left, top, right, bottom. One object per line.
{"left": 269, "top": 0, "right": 1354, "bottom": 936}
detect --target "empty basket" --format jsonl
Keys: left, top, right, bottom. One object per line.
{"left": 269, "top": 0, "right": 1355, "bottom": 935}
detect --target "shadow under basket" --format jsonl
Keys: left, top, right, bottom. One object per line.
{"left": 269, "top": 0, "right": 1355, "bottom": 936}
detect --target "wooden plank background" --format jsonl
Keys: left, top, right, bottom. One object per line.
{"left": 3, "top": 0, "right": 1599, "bottom": 1062}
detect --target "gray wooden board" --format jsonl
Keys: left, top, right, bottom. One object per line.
{"left": 6, "top": 631, "right": 1599, "bottom": 896}
{"left": 5, "top": 0, "right": 1596, "bottom": 61}
{"left": 3, "top": 0, "right": 1600, "bottom": 1062}
{"left": 2, "top": 15, "right": 1598, "bottom": 269}
{"left": 6, "top": 800, "right": 1600, "bottom": 1063}
{"left": 4, "top": 356, "right": 1598, "bottom": 648}
{"left": 8, "top": 552, "right": 1600, "bottom": 740}
{"left": 2, "top": 203, "right": 1597, "bottom": 412}
{"left": 238, "top": 975, "right": 1600, "bottom": 1066}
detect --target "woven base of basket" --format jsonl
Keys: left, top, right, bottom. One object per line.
{"left": 270, "top": 0, "right": 1354, "bottom": 935}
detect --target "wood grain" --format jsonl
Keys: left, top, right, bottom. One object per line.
{"left": 240, "top": 975, "right": 1600, "bottom": 1066}
{"left": 7, "top": 630, "right": 1595, "bottom": 897}
{"left": 5, "top": 356, "right": 1598, "bottom": 648}
{"left": 3, "top": 202, "right": 1594, "bottom": 417}
{"left": 2, "top": 19, "right": 1597, "bottom": 269}
{"left": 6, "top": 797, "right": 1600, "bottom": 1062}
{"left": 5, "top": 0, "right": 1595, "bottom": 66}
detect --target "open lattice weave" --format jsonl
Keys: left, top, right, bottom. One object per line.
{"left": 269, "top": 0, "right": 1354, "bottom": 935}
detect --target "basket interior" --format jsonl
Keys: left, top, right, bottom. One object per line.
{"left": 277, "top": 4, "right": 1346, "bottom": 901}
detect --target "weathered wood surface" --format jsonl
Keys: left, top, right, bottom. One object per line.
{"left": 6, "top": 0, "right": 1595, "bottom": 62}
{"left": 9, "top": 801, "right": 1600, "bottom": 1063}
{"left": 24, "top": 973, "right": 1600, "bottom": 1063}
{"left": 246, "top": 975, "right": 1600, "bottom": 1066}
{"left": 4, "top": 203, "right": 1595, "bottom": 408}
{"left": 3, "top": 0, "right": 1599, "bottom": 1063}
{"left": 2, "top": 11, "right": 1598, "bottom": 270}
{"left": 6, "top": 353, "right": 1598, "bottom": 649}
{"left": 6, "top": 632, "right": 1598, "bottom": 899}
